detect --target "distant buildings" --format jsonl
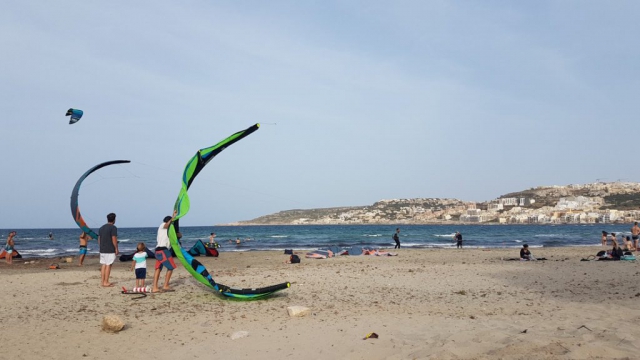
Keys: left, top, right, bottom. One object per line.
{"left": 240, "top": 182, "right": 640, "bottom": 225}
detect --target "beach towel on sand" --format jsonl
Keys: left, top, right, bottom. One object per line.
{"left": 305, "top": 250, "right": 334, "bottom": 259}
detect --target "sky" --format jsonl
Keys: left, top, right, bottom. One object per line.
{"left": 1, "top": 1, "right": 639, "bottom": 229}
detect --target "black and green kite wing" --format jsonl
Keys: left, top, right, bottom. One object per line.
{"left": 169, "top": 123, "right": 290, "bottom": 299}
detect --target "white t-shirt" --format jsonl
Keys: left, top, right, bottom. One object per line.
{"left": 156, "top": 223, "right": 170, "bottom": 248}
{"left": 133, "top": 251, "right": 148, "bottom": 269}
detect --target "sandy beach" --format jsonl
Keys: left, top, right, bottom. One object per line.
{"left": 1, "top": 246, "right": 639, "bottom": 360}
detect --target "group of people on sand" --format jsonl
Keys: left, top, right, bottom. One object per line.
{"left": 601, "top": 222, "right": 640, "bottom": 251}
{"left": 81, "top": 211, "right": 178, "bottom": 293}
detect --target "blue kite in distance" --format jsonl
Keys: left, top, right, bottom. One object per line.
{"left": 66, "top": 108, "right": 84, "bottom": 124}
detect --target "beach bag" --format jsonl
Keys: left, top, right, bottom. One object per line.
{"left": 290, "top": 255, "right": 300, "bottom": 263}
{"left": 284, "top": 249, "right": 293, "bottom": 255}
{"left": 621, "top": 255, "right": 636, "bottom": 261}
{"left": 596, "top": 250, "right": 606, "bottom": 257}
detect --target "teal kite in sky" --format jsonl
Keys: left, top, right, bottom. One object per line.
{"left": 169, "top": 123, "right": 290, "bottom": 299}
{"left": 66, "top": 108, "right": 83, "bottom": 124}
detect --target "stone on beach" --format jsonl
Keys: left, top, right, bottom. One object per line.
{"left": 102, "top": 315, "right": 125, "bottom": 333}
{"left": 230, "top": 331, "right": 249, "bottom": 340}
{"left": 287, "top": 306, "right": 310, "bottom": 317}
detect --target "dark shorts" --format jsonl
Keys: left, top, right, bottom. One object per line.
{"left": 155, "top": 248, "right": 176, "bottom": 271}
{"left": 633, "top": 235, "right": 639, "bottom": 240}
{"left": 135, "top": 268, "right": 146, "bottom": 279}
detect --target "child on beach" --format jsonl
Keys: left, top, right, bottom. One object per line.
{"left": 5, "top": 231, "right": 16, "bottom": 265}
{"left": 601, "top": 231, "right": 608, "bottom": 246}
{"left": 130, "top": 243, "right": 148, "bottom": 288}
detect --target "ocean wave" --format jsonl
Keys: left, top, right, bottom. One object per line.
{"left": 533, "top": 234, "right": 572, "bottom": 238}
{"left": 19, "top": 249, "right": 57, "bottom": 254}
{"left": 269, "top": 235, "right": 289, "bottom": 238}
{"left": 362, "top": 234, "right": 382, "bottom": 237}
{"left": 434, "top": 234, "right": 456, "bottom": 238}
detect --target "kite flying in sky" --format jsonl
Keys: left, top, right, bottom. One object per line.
{"left": 66, "top": 108, "right": 83, "bottom": 124}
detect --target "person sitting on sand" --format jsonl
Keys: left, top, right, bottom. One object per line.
{"left": 284, "top": 254, "right": 301, "bottom": 264}
{"left": 610, "top": 241, "right": 624, "bottom": 260}
{"left": 520, "top": 244, "right": 535, "bottom": 261}
{"left": 5, "top": 231, "right": 16, "bottom": 265}
{"left": 624, "top": 236, "right": 634, "bottom": 251}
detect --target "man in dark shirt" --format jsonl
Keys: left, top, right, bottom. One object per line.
{"left": 98, "top": 213, "right": 119, "bottom": 287}
{"left": 393, "top": 228, "right": 400, "bottom": 249}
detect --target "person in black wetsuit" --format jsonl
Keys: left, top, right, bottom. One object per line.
{"left": 392, "top": 228, "right": 400, "bottom": 249}
{"left": 454, "top": 232, "right": 463, "bottom": 248}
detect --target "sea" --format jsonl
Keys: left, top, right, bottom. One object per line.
{"left": 1, "top": 224, "right": 634, "bottom": 259}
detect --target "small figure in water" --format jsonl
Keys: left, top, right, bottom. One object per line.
{"left": 78, "top": 231, "right": 90, "bottom": 266}
{"left": 48, "top": 232, "right": 54, "bottom": 240}
{"left": 454, "top": 231, "right": 463, "bottom": 249}
{"left": 5, "top": 231, "right": 16, "bottom": 265}
{"left": 207, "top": 232, "right": 219, "bottom": 248}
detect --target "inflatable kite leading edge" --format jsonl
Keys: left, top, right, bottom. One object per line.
{"left": 168, "top": 123, "right": 290, "bottom": 299}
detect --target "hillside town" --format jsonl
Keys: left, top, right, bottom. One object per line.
{"left": 238, "top": 182, "right": 640, "bottom": 225}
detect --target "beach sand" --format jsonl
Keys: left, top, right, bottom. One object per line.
{"left": 1, "top": 247, "right": 639, "bottom": 359}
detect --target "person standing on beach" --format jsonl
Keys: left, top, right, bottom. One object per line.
{"left": 601, "top": 231, "right": 608, "bottom": 246}
{"left": 610, "top": 233, "right": 617, "bottom": 248}
{"left": 631, "top": 222, "right": 640, "bottom": 251}
{"left": 130, "top": 242, "right": 149, "bottom": 289}
{"left": 393, "top": 228, "right": 401, "bottom": 249}
{"left": 152, "top": 211, "right": 177, "bottom": 293}
{"left": 98, "top": 213, "right": 119, "bottom": 287}
{"left": 454, "top": 232, "right": 463, "bottom": 249}
{"left": 5, "top": 231, "right": 16, "bottom": 265}
{"left": 78, "top": 231, "right": 90, "bottom": 266}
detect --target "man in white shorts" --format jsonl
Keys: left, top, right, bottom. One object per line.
{"left": 98, "top": 213, "right": 119, "bottom": 287}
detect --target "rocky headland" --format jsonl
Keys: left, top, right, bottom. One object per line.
{"left": 234, "top": 182, "right": 640, "bottom": 225}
